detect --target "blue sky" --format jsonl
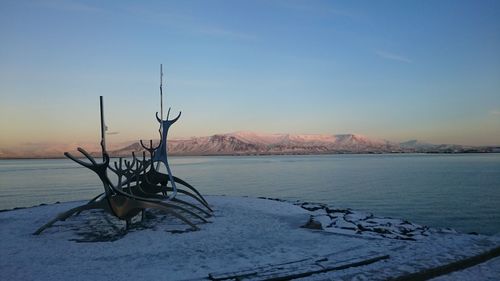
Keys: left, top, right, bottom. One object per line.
{"left": 1, "top": 0, "right": 499, "bottom": 147}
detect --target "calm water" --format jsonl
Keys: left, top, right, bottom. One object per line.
{"left": 1, "top": 154, "right": 499, "bottom": 235}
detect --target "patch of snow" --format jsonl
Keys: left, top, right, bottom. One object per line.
{"left": 431, "top": 256, "right": 500, "bottom": 281}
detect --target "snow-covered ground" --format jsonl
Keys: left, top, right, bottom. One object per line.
{"left": 0, "top": 196, "right": 499, "bottom": 280}
{"left": 431, "top": 256, "right": 500, "bottom": 281}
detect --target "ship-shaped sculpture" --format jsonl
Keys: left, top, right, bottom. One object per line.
{"left": 34, "top": 66, "right": 212, "bottom": 235}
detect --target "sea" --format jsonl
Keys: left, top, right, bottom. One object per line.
{"left": 1, "top": 154, "right": 499, "bottom": 235}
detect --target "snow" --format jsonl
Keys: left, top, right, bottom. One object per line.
{"left": 297, "top": 200, "right": 436, "bottom": 240}
{"left": 1, "top": 196, "right": 499, "bottom": 280}
{"left": 431, "top": 256, "right": 500, "bottom": 281}
{"left": 226, "top": 131, "right": 291, "bottom": 145}
{"left": 225, "top": 131, "right": 384, "bottom": 147}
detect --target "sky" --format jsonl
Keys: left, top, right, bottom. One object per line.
{"left": 1, "top": 0, "right": 499, "bottom": 148}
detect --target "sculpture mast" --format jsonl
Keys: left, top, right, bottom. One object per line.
{"left": 160, "top": 64, "right": 164, "bottom": 122}
{"left": 100, "top": 96, "right": 107, "bottom": 155}
{"left": 157, "top": 65, "right": 164, "bottom": 171}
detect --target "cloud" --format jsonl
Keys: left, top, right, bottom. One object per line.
{"left": 123, "top": 4, "right": 194, "bottom": 27}
{"left": 376, "top": 51, "right": 412, "bottom": 63}
{"left": 489, "top": 110, "right": 500, "bottom": 116}
{"left": 122, "top": 5, "right": 255, "bottom": 41}
{"left": 276, "top": 1, "right": 357, "bottom": 19}
{"left": 199, "top": 27, "right": 256, "bottom": 41}
{"left": 37, "top": 0, "right": 102, "bottom": 13}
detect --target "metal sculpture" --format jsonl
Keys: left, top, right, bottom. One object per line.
{"left": 34, "top": 67, "right": 211, "bottom": 235}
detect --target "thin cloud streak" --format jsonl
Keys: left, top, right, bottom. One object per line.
{"left": 37, "top": 0, "right": 102, "bottom": 13}
{"left": 276, "top": 1, "right": 357, "bottom": 19}
{"left": 199, "top": 27, "right": 256, "bottom": 41}
{"left": 376, "top": 51, "right": 412, "bottom": 63}
{"left": 40, "top": 1, "right": 255, "bottom": 41}
{"left": 123, "top": 4, "right": 255, "bottom": 41}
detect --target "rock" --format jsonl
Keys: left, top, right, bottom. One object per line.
{"left": 301, "top": 216, "right": 323, "bottom": 230}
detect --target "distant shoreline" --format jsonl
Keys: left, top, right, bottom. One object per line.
{"left": 1, "top": 150, "right": 499, "bottom": 160}
{"left": 3, "top": 132, "right": 498, "bottom": 159}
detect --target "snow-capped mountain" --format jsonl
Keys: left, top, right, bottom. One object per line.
{"left": 106, "top": 131, "right": 496, "bottom": 156}
{"left": 110, "top": 131, "right": 410, "bottom": 156}
{"left": 1, "top": 131, "right": 495, "bottom": 158}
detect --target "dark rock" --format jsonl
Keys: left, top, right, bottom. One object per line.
{"left": 372, "top": 227, "right": 391, "bottom": 234}
{"left": 301, "top": 216, "right": 323, "bottom": 230}
{"left": 357, "top": 224, "right": 369, "bottom": 231}
{"left": 300, "top": 203, "right": 325, "bottom": 212}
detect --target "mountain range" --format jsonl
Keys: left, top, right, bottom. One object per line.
{"left": 1, "top": 131, "right": 497, "bottom": 159}
{"left": 110, "top": 131, "right": 497, "bottom": 157}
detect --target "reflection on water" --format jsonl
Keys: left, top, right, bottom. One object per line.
{"left": 1, "top": 154, "right": 499, "bottom": 234}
